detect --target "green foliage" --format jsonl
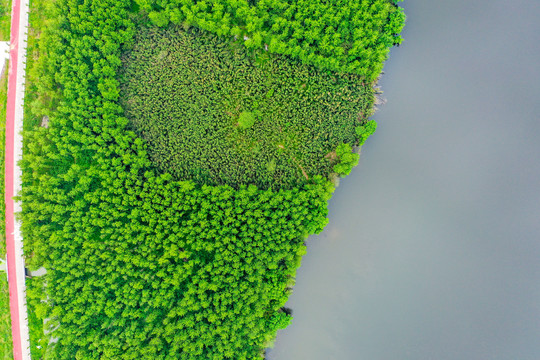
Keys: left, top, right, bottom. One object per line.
{"left": 237, "top": 111, "right": 256, "bottom": 129}
{"left": 20, "top": 0, "right": 402, "bottom": 357}
{"left": 333, "top": 143, "right": 359, "bottom": 176}
{"left": 24, "top": 174, "right": 331, "bottom": 359}
{"left": 26, "top": 277, "right": 48, "bottom": 359}
{"left": 120, "top": 26, "right": 373, "bottom": 188}
{"left": 356, "top": 120, "right": 377, "bottom": 146}
{"left": 24, "top": 0, "right": 64, "bottom": 136}
{"left": 1, "top": 4, "right": 13, "bottom": 359}
{"left": 0, "top": 0, "right": 11, "bottom": 40}
{"left": 134, "top": 0, "right": 405, "bottom": 81}
{"left": 0, "top": 60, "right": 6, "bottom": 257}
{"left": 20, "top": 0, "right": 337, "bottom": 358}
{"left": 0, "top": 274, "right": 12, "bottom": 359}
{"left": 0, "top": 63, "right": 8, "bottom": 360}
{"left": 268, "top": 311, "right": 292, "bottom": 331}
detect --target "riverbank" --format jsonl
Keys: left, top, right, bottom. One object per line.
{"left": 269, "top": 0, "right": 540, "bottom": 358}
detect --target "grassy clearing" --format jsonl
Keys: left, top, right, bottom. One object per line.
{"left": 0, "top": 0, "right": 10, "bottom": 40}
{"left": 0, "top": 2, "right": 11, "bottom": 358}
{"left": 0, "top": 274, "right": 12, "bottom": 360}
{"left": 0, "top": 0, "right": 10, "bottom": 258}
{"left": 0, "top": 59, "right": 6, "bottom": 258}
{"left": 0, "top": 55, "right": 10, "bottom": 360}
{"left": 120, "top": 26, "right": 374, "bottom": 189}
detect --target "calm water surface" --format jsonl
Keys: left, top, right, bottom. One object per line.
{"left": 267, "top": 1, "right": 540, "bottom": 359}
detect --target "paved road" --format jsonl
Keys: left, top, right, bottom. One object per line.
{"left": 5, "top": 0, "right": 31, "bottom": 358}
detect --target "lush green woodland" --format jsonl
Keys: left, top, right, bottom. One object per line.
{"left": 136, "top": 0, "right": 405, "bottom": 80}
{"left": 19, "top": 0, "right": 403, "bottom": 358}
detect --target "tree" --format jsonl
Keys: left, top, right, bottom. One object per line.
{"left": 356, "top": 120, "right": 377, "bottom": 146}
{"left": 237, "top": 111, "right": 256, "bottom": 129}
{"left": 333, "top": 143, "right": 359, "bottom": 176}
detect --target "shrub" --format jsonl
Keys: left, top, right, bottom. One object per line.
{"left": 333, "top": 143, "right": 360, "bottom": 176}
{"left": 237, "top": 111, "right": 256, "bottom": 129}
{"left": 356, "top": 120, "right": 378, "bottom": 145}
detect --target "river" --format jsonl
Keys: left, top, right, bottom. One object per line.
{"left": 267, "top": 0, "right": 540, "bottom": 359}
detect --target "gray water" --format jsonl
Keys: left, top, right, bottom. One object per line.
{"left": 267, "top": 1, "right": 540, "bottom": 359}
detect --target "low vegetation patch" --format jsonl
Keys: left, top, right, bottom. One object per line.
{"left": 0, "top": 59, "right": 6, "bottom": 259}
{"left": 0, "top": 0, "right": 11, "bottom": 40}
{"left": 0, "top": 3, "right": 10, "bottom": 358}
{"left": 0, "top": 274, "right": 12, "bottom": 360}
{"left": 120, "top": 26, "right": 373, "bottom": 188}
{"left": 26, "top": 277, "right": 48, "bottom": 359}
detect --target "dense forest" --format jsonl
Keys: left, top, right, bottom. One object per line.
{"left": 19, "top": 0, "right": 404, "bottom": 358}
{"left": 135, "top": 0, "right": 405, "bottom": 80}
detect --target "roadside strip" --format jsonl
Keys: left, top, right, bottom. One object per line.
{"left": 5, "top": 0, "right": 31, "bottom": 358}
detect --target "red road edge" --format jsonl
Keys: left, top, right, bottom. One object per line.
{"left": 5, "top": 0, "right": 24, "bottom": 358}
